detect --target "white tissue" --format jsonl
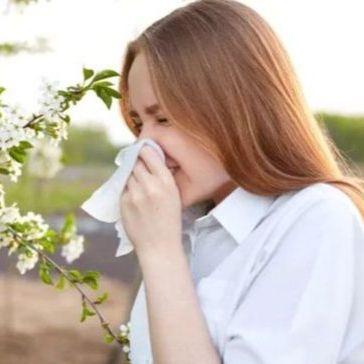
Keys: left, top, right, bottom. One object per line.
{"left": 81, "top": 138, "right": 166, "bottom": 257}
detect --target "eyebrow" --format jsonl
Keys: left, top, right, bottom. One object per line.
{"left": 129, "top": 103, "right": 160, "bottom": 117}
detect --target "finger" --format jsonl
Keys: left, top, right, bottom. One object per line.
{"left": 132, "top": 160, "right": 151, "bottom": 184}
{"left": 138, "top": 145, "right": 165, "bottom": 177}
{"left": 124, "top": 174, "right": 136, "bottom": 195}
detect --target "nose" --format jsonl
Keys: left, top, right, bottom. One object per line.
{"left": 137, "top": 129, "right": 176, "bottom": 167}
{"left": 137, "top": 124, "right": 163, "bottom": 151}
{"left": 137, "top": 120, "right": 156, "bottom": 140}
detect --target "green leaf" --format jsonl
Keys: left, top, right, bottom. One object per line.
{"left": 39, "top": 237, "right": 56, "bottom": 253}
{"left": 103, "top": 333, "right": 115, "bottom": 344}
{"left": 83, "top": 276, "right": 98, "bottom": 290}
{"left": 9, "top": 222, "right": 26, "bottom": 233}
{"left": 58, "top": 90, "right": 69, "bottom": 98}
{"left": 9, "top": 145, "right": 26, "bottom": 160}
{"left": 39, "top": 264, "right": 53, "bottom": 285}
{"left": 95, "top": 87, "right": 112, "bottom": 109}
{"left": 60, "top": 213, "right": 76, "bottom": 243}
{"left": 33, "top": 124, "right": 45, "bottom": 131}
{"left": 45, "top": 129, "right": 57, "bottom": 139}
{"left": 82, "top": 270, "right": 100, "bottom": 290}
{"left": 80, "top": 305, "right": 96, "bottom": 323}
{"left": 83, "top": 67, "right": 94, "bottom": 81}
{"left": 92, "top": 69, "right": 119, "bottom": 83}
{"left": 84, "top": 270, "right": 100, "bottom": 279}
{"left": 92, "top": 81, "right": 114, "bottom": 87}
{"left": 59, "top": 114, "right": 71, "bottom": 124}
{"left": 48, "top": 122, "right": 59, "bottom": 127}
{"left": 0, "top": 86, "right": 5, "bottom": 95}
{"left": 25, "top": 249, "right": 33, "bottom": 258}
{"left": 9, "top": 149, "right": 26, "bottom": 163}
{"left": 45, "top": 229, "right": 58, "bottom": 240}
{"left": 94, "top": 292, "right": 108, "bottom": 304}
{"left": 103, "top": 87, "right": 121, "bottom": 99}
{"left": 55, "top": 275, "right": 66, "bottom": 290}
{"left": 83, "top": 277, "right": 98, "bottom": 289}
{"left": 68, "top": 269, "right": 83, "bottom": 282}
{"left": 19, "top": 141, "right": 33, "bottom": 149}
{"left": 0, "top": 168, "right": 9, "bottom": 175}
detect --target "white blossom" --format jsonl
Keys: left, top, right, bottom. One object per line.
{"left": 47, "top": 118, "right": 69, "bottom": 147}
{"left": 18, "top": 211, "right": 49, "bottom": 240}
{"left": 24, "top": 127, "right": 36, "bottom": 139}
{"left": 57, "top": 119, "right": 68, "bottom": 140}
{"left": 122, "top": 345, "right": 130, "bottom": 353}
{"left": 20, "top": 211, "right": 46, "bottom": 225}
{"left": 0, "top": 234, "right": 13, "bottom": 250}
{"left": 0, "top": 150, "right": 9, "bottom": 164}
{"left": 0, "top": 183, "right": 5, "bottom": 208}
{"left": 119, "top": 323, "right": 129, "bottom": 333}
{"left": 0, "top": 104, "right": 34, "bottom": 182}
{"left": 8, "top": 240, "right": 20, "bottom": 256}
{"left": 0, "top": 206, "right": 49, "bottom": 254}
{"left": 27, "top": 138, "right": 63, "bottom": 179}
{"left": 0, "top": 104, "right": 26, "bottom": 124}
{"left": 38, "top": 79, "right": 60, "bottom": 95}
{"left": 0, "top": 79, "right": 69, "bottom": 183}
{"left": 37, "top": 79, "right": 66, "bottom": 118}
{"left": 118, "top": 321, "right": 131, "bottom": 339}
{"left": 8, "top": 159, "right": 22, "bottom": 182}
{"left": 0, "top": 151, "right": 23, "bottom": 182}
{"left": 0, "top": 110, "right": 28, "bottom": 150}
{"left": 61, "top": 235, "right": 84, "bottom": 264}
{"left": 0, "top": 205, "right": 21, "bottom": 255}
{"left": 16, "top": 250, "right": 39, "bottom": 275}
{"left": 0, "top": 204, "right": 21, "bottom": 231}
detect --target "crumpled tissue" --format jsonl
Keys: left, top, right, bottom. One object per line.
{"left": 81, "top": 138, "right": 166, "bottom": 257}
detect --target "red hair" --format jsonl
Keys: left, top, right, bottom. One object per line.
{"left": 119, "top": 0, "right": 364, "bottom": 218}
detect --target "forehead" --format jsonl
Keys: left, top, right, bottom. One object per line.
{"left": 127, "top": 53, "right": 149, "bottom": 85}
{"left": 127, "top": 53, "right": 159, "bottom": 113}
{"left": 128, "top": 103, "right": 161, "bottom": 117}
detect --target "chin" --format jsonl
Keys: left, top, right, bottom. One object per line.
{"left": 175, "top": 174, "right": 215, "bottom": 210}
{"left": 179, "top": 189, "right": 214, "bottom": 211}
{"left": 178, "top": 190, "right": 193, "bottom": 210}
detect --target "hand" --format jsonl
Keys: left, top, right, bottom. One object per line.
{"left": 119, "top": 145, "right": 182, "bottom": 256}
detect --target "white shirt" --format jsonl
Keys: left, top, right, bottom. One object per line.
{"left": 128, "top": 182, "right": 364, "bottom": 364}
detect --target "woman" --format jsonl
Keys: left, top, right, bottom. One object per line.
{"left": 118, "top": 0, "right": 364, "bottom": 363}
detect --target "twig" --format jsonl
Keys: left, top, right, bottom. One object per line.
{"left": 7, "top": 227, "right": 122, "bottom": 344}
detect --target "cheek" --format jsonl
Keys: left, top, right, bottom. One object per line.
{"left": 173, "top": 164, "right": 201, "bottom": 186}
{"left": 178, "top": 165, "right": 221, "bottom": 193}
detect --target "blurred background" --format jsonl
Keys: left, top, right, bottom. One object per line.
{"left": 0, "top": 0, "right": 363, "bottom": 363}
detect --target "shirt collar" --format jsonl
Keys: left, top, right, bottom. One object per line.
{"left": 182, "top": 186, "right": 277, "bottom": 251}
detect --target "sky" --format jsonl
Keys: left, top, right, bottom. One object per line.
{"left": 0, "top": 0, "right": 363, "bottom": 146}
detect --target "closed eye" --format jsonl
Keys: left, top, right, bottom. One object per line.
{"left": 131, "top": 118, "right": 169, "bottom": 130}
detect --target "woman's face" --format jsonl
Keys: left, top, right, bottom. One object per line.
{"left": 127, "top": 52, "right": 237, "bottom": 209}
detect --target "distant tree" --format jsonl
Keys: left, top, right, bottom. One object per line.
{"left": 61, "top": 125, "right": 120, "bottom": 166}
{"left": 316, "top": 112, "right": 364, "bottom": 163}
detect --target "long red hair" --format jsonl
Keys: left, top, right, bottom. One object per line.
{"left": 119, "top": 0, "right": 364, "bottom": 218}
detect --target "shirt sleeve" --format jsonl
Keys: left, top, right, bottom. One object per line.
{"left": 222, "top": 194, "right": 364, "bottom": 364}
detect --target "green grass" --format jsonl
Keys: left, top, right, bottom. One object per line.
{"left": 2, "top": 162, "right": 363, "bottom": 217}
{"left": 1, "top": 165, "right": 115, "bottom": 216}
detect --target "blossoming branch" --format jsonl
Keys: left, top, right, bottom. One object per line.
{"left": 0, "top": 68, "right": 132, "bottom": 361}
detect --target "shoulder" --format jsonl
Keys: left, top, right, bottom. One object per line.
{"left": 271, "top": 182, "right": 362, "bottom": 227}
{"left": 222, "top": 183, "right": 364, "bottom": 363}
{"left": 260, "top": 182, "right": 364, "bottom": 258}
{"left": 248, "top": 182, "right": 364, "bottom": 295}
